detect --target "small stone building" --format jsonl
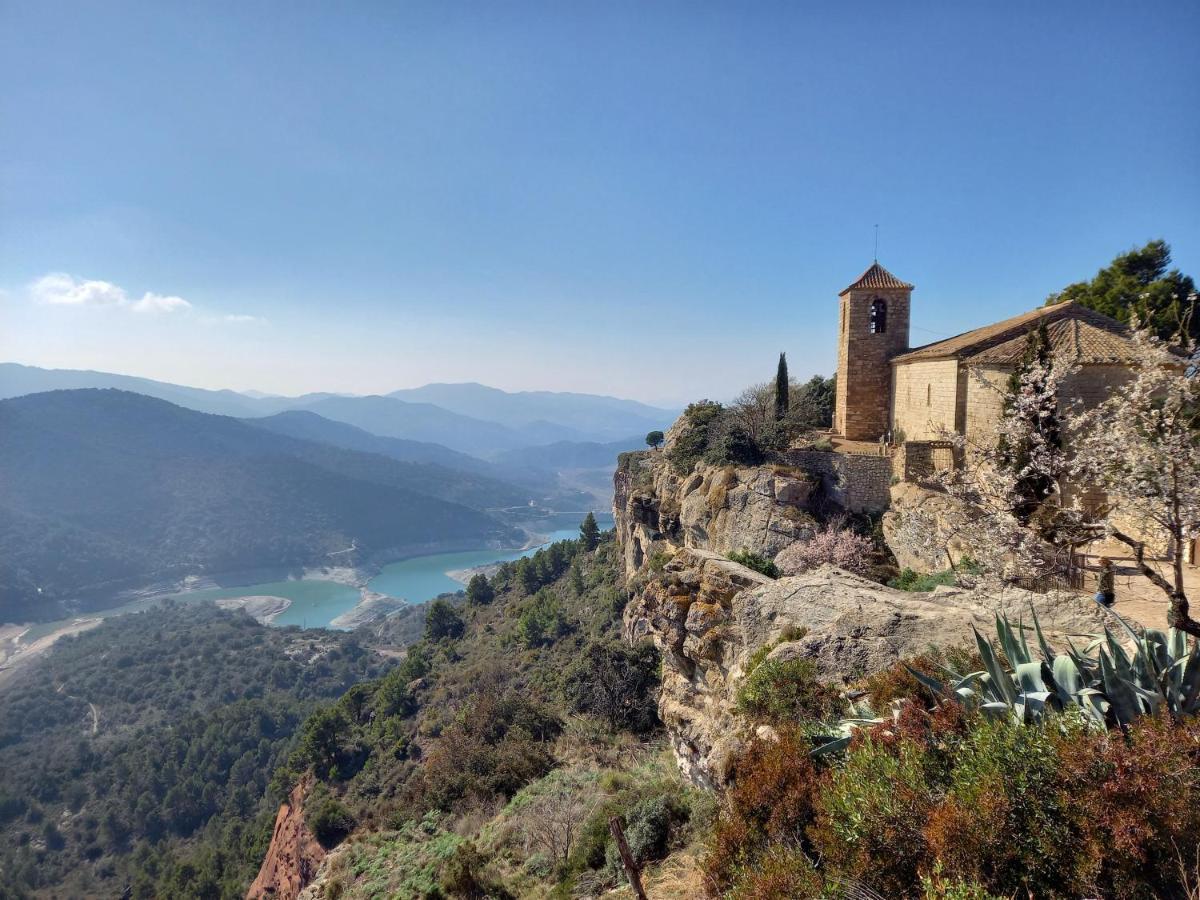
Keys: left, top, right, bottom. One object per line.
{"left": 833, "top": 261, "right": 1139, "bottom": 450}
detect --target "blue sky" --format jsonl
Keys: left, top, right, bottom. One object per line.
{"left": 2, "top": 1, "right": 1197, "bottom": 405}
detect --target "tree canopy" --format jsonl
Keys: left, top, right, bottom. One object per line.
{"left": 1045, "top": 239, "right": 1197, "bottom": 343}
{"left": 580, "top": 512, "right": 601, "bottom": 551}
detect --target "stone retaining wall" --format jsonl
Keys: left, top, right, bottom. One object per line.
{"left": 787, "top": 449, "right": 894, "bottom": 514}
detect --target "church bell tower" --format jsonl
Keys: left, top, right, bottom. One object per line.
{"left": 833, "top": 262, "right": 913, "bottom": 441}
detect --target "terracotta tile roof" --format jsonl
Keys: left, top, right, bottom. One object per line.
{"left": 967, "top": 317, "right": 1141, "bottom": 365}
{"left": 840, "top": 262, "right": 914, "bottom": 294}
{"left": 891, "top": 301, "right": 1131, "bottom": 364}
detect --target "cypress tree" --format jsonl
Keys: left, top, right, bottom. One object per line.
{"left": 774, "top": 352, "right": 789, "bottom": 421}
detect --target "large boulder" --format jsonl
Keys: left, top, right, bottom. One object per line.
{"left": 882, "top": 480, "right": 976, "bottom": 572}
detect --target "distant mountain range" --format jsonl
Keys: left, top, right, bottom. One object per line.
{"left": 0, "top": 366, "right": 672, "bottom": 620}
{"left": 0, "top": 390, "right": 527, "bottom": 622}
{"left": 387, "top": 382, "right": 673, "bottom": 442}
{"left": 0, "top": 364, "right": 677, "bottom": 456}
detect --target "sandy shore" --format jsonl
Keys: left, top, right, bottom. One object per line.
{"left": 329, "top": 593, "right": 407, "bottom": 630}
{"left": 215, "top": 595, "right": 292, "bottom": 625}
{"left": 444, "top": 529, "right": 556, "bottom": 585}
{"left": 0, "top": 618, "right": 103, "bottom": 690}
{"left": 445, "top": 562, "right": 505, "bottom": 585}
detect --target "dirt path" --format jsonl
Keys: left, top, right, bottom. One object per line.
{"left": 53, "top": 680, "right": 100, "bottom": 735}
{"left": 1077, "top": 541, "right": 1200, "bottom": 632}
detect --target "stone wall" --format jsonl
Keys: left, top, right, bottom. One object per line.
{"left": 787, "top": 449, "right": 893, "bottom": 514}
{"left": 895, "top": 440, "right": 956, "bottom": 483}
{"left": 962, "top": 364, "right": 1007, "bottom": 443}
{"left": 835, "top": 286, "right": 912, "bottom": 440}
{"left": 890, "top": 358, "right": 959, "bottom": 440}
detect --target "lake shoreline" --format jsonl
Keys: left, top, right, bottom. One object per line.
{"left": 10, "top": 517, "right": 607, "bottom": 638}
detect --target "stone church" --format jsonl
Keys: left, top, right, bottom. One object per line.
{"left": 833, "top": 261, "right": 1141, "bottom": 448}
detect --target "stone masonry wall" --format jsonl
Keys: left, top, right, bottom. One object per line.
{"left": 835, "top": 286, "right": 911, "bottom": 441}
{"left": 788, "top": 449, "right": 893, "bottom": 514}
{"left": 890, "top": 358, "right": 959, "bottom": 440}
{"left": 963, "top": 362, "right": 1134, "bottom": 447}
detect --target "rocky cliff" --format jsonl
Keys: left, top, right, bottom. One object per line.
{"left": 622, "top": 546, "right": 1106, "bottom": 788}
{"left": 246, "top": 776, "right": 326, "bottom": 900}
{"left": 614, "top": 449, "right": 818, "bottom": 576}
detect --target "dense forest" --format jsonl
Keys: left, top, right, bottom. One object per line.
{"left": 0, "top": 389, "right": 522, "bottom": 621}
{"left": 0, "top": 604, "right": 386, "bottom": 897}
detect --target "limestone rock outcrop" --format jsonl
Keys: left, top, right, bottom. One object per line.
{"left": 882, "top": 480, "right": 974, "bottom": 571}
{"left": 246, "top": 775, "right": 326, "bottom": 900}
{"left": 622, "top": 547, "right": 1107, "bottom": 788}
{"left": 614, "top": 449, "right": 818, "bottom": 576}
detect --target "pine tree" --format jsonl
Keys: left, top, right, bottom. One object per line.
{"left": 774, "top": 352, "right": 789, "bottom": 421}
{"left": 465, "top": 573, "right": 494, "bottom": 605}
{"left": 580, "top": 512, "right": 600, "bottom": 551}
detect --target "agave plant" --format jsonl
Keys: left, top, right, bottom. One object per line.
{"left": 813, "top": 603, "right": 1200, "bottom": 756}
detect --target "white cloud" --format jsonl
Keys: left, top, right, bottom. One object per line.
{"left": 30, "top": 272, "right": 192, "bottom": 314}
{"left": 220, "top": 313, "right": 266, "bottom": 324}
{"left": 131, "top": 292, "right": 192, "bottom": 314}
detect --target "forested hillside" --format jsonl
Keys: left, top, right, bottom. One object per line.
{"left": 243, "top": 528, "right": 706, "bottom": 899}
{"left": 0, "top": 525, "right": 695, "bottom": 899}
{"left": 0, "top": 390, "right": 520, "bottom": 621}
{"left": 0, "top": 604, "right": 386, "bottom": 897}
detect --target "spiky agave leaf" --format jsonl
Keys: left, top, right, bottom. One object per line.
{"left": 974, "top": 626, "right": 1018, "bottom": 707}
{"left": 995, "top": 613, "right": 1033, "bottom": 668}
{"left": 1176, "top": 634, "right": 1200, "bottom": 714}
{"left": 1051, "top": 654, "right": 1085, "bottom": 704}
{"left": 1030, "top": 605, "right": 1058, "bottom": 668}
{"left": 1099, "top": 649, "right": 1145, "bottom": 726}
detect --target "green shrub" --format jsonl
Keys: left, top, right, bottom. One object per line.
{"left": 561, "top": 640, "right": 660, "bottom": 734}
{"left": 666, "top": 401, "right": 726, "bottom": 474}
{"left": 921, "top": 865, "right": 1007, "bottom": 899}
{"left": 811, "top": 737, "right": 936, "bottom": 895}
{"left": 890, "top": 567, "right": 954, "bottom": 591}
{"left": 923, "top": 718, "right": 1075, "bottom": 897}
{"left": 736, "top": 655, "right": 840, "bottom": 724}
{"left": 306, "top": 788, "right": 356, "bottom": 849}
{"left": 425, "top": 599, "right": 465, "bottom": 641}
{"left": 890, "top": 558, "right": 981, "bottom": 592}
{"left": 623, "top": 794, "right": 679, "bottom": 863}
{"left": 726, "top": 550, "right": 779, "bottom": 579}
{"left": 646, "top": 550, "right": 671, "bottom": 573}
{"left": 705, "top": 423, "right": 764, "bottom": 467}
{"left": 518, "top": 589, "right": 569, "bottom": 648}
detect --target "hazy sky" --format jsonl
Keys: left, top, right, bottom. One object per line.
{"left": 2, "top": 1, "right": 1197, "bottom": 405}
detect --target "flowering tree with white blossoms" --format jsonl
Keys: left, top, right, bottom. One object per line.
{"left": 891, "top": 326, "right": 1083, "bottom": 582}
{"left": 1069, "top": 323, "right": 1200, "bottom": 634}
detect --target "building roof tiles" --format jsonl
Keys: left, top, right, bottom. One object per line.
{"left": 891, "top": 301, "right": 1133, "bottom": 365}
{"left": 841, "top": 262, "right": 914, "bottom": 293}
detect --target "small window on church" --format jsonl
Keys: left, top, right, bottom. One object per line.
{"left": 926, "top": 384, "right": 932, "bottom": 406}
{"left": 869, "top": 298, "right": 887, "bottom": 334}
